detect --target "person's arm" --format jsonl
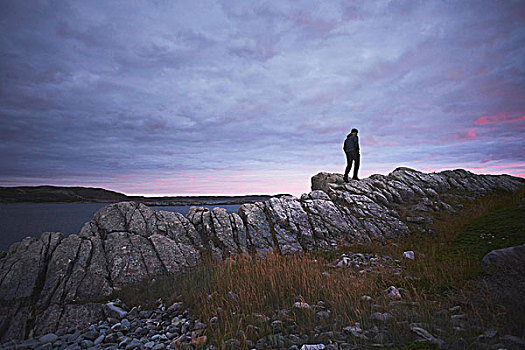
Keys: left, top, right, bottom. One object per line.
{"left": 354, "top": 136, "right": 360, "bottom": 153}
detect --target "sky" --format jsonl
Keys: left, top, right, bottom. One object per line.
{"left": 0, "top": 1, "right": 524, "bottom": 196}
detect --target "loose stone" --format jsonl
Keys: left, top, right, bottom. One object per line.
{"left": 293, "top": 302, "right": 311, "bottom": 309}
{"left": 300, "top": 344, "right": 326, "bottom": 350}
{"left": 402, "top": 251, "right": 415, "bottom": 260}
{"left": 38, "top": 333, "right": 58, "bottom": 344}
{"left": 385, "top": 286, "right": 402, "bottom": 300}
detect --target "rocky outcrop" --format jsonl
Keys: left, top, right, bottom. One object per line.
{"left": 0, "top": 168, "right": 523, "bottom": 341}
{"left": 481, "top": 244, "right": 525, "bottom": 336}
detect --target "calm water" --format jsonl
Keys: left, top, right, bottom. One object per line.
{"left": 0, "top": 203, "right": 241, "bottom": 252}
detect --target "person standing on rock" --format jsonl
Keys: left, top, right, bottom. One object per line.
{"left": 343, "top": 128, "right": 360, "bottom": 182}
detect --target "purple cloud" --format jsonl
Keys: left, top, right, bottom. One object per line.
{"left": 0, "top": 0, "right": 523, "bottom": 196}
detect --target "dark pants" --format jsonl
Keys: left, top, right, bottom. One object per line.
{"left": 344, "top": 152, "right": 360, "bottom": 179}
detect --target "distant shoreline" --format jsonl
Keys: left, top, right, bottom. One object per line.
{"left": 0, "top": 185, "right": 288, "bottom": 205}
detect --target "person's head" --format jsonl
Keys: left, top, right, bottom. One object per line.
{"left": 351, "top": 128, "right": 358, "bottom": 134}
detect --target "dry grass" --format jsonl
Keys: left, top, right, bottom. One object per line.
{"left": 114, "top": 186, "right": 525, "bottom": 348}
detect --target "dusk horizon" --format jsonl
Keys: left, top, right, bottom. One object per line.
{"left": 1, "top": 1, "right": 524, "bottom": 197}
{"left": 0, "top": 165, "right": 522, "bottom": 198}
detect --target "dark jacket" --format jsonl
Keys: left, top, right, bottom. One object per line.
{"left": 343, "top": 133, "right": 360, "bottom": 154}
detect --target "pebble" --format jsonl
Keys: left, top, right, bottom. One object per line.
{"left": 402, "top": 250, "right": 415, "bottom": 260}
{"left": 121, "top": 318, "right": 131, "bottom": 329}
{"left": 105, "top": 332, "right": 119, "bottom": 343}
{"left": 105, "top": 302, "right": 128, "bottom": 319}
{"left": 226, "top": 291, "right": 238, "bottom": 301}
{"left": 94, "top": 334, "right": 105, "bottom": 345}
{"left": 168, "top": 302, "right": 184, "bottom": 312}
{"left": 449, "top": 305, "right": 461, "bottom": 313}
{"left": 301, "top": 344, "right": 326, "bottom": 350}
{"left": 65, "top": 344, "right": 81, "bottom": 350}
{"left": 271, "top": 320, "right": 283, "bottom": 333}
{"left": 209, "top": 316, "right": 219, "bottom": 329}
{"left": 121, "top": 336, "right": 133, "bottom": 346}
{"left": 38, "top": 333, "right": 58, "bottom": 343}
{"left": 125, "top": 339, "right": 143, "bottom": 349}
{"left": 81, "top": 339, "right": 94, "bottom": 348}
{"left": 82, "top": 330, "right": 99, "bottom": 341}
{"left": 410, "top": 325, "right": 445, "bottom": 348}
{"left": 293, "top": 301, "right": 311, "bottom": 309}
{"left": 111, "top": 322, "right": 124, "bottom": 332}
{"left": 385, "top": 286, "right": 402, "bottom": 300}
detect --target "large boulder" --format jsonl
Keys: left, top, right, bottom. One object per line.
{"left": 481, "top": 244, "right": 525, "bottom": 335}
{"left": 0, "top": 203, "right": 202, "bottom": 342}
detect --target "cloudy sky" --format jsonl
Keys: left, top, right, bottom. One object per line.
{"left": 1, "top": 1, "right": 524, "bottom": 196}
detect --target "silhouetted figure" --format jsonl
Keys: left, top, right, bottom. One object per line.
{"left": 343, "top": 128, "right": 360, "bottom": 182}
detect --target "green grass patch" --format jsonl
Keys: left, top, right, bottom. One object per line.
{"left": 449, "top": 205, "right": 525, "bottom": 260}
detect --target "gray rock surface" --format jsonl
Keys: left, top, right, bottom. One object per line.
{"left": 481, "top": 244, "right": 525, "bottom": 336}
{"left": 0, "top": 168, "right": 523, "bottom": 341}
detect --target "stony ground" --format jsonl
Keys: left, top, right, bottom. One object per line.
{"left": 2, "top": 250, "right": 525, "bottom": 350}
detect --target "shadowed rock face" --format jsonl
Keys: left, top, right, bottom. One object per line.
{"left": 0, "top": 168, "right": 523, "bottom": 341}
{"left": 481, "top": 244, "right": 525, "bottom": 335}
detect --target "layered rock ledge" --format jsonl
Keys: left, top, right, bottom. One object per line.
{"left": 0, "top": 168, "right": 523, "bottom": 341}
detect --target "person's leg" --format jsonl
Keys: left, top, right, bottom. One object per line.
{"left": 352, "top": 154, "right": 360, "bottom": 179}
{"left": 344, "top": 152, "right": 352, "bottom": 181}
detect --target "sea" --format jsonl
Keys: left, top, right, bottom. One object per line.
{"left": 0, "top": 203, "right": 241, "bottom": 252}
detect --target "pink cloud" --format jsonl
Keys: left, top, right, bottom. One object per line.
{"left": 474, "top": 114, "right": 525, "bottom": 125}
{"left": 442, "top": 128, "right": 481, "bottom": 143}
{"left": 474, "top": 116, "right": 490, "bottom": 125}
{"left": 466, "top": 128, "right": 476, "bottom": 139}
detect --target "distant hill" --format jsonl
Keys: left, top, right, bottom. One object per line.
{"left": 0, "top": 186, "right": 286, "bottom": 204}
{"left": 0, "top": 186, "right": 130, "bottom": 203}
